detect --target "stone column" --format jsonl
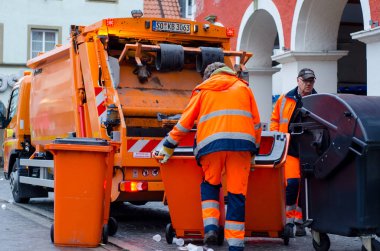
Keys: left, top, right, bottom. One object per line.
{"left": 247, "top": 67, "right": 280, "bottom": 130}
{"left": 271, "top": 51, "right": 348, "bottom": 95}
{"left": 352, "top": 27, "right": 380, "bottom": 96}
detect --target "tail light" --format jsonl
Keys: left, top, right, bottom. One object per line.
{"left": 119, "top": 181, "right": 148, "bottom": 192}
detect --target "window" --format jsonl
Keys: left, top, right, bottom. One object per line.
{"left": 30, "top": 29, "right": 58, "bottom": 58}
{"left": 0, "top": 23, "right": 3, "bottom": 63}
{"left": 7, "top": 88, "right": 19, "bottom": 121}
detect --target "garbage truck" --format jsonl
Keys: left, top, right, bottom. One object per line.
{"left": 0, "top": 16, "right": 252, "bottom": 204}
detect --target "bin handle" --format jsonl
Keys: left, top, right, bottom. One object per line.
{"left": 349, "top": 137, "right": 367, "bottom": 156}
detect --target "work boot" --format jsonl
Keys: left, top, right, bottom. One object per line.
{"left": 204, "top": 230, "right": 218, "bottom": 245}
{"left": 284, "top": 223, "right": 295, "bottom": 238}
{"left": 295, "top": 223, "right": 307, "bottom": 237}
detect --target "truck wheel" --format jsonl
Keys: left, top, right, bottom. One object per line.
{"left": 10, "top": 167, "right": 30, "bottom": 204}
{"left": 312, "top": 232, "right": 330, "bottom": 251}
{"left": 108, "top": 217, "right": 118, "bottom": 236}
{"left": 165, "top": 223, "right": 175, "bottom": 244}
{"left": 362, "top": 238, "right": 380, "bottom": 251}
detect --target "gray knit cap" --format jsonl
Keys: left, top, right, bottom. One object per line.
{"left": 203, "top": 62, "right": 227, "bottom": 81}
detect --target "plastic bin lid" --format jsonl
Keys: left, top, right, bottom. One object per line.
{"left": 53, "top": 137, "right": 109, "bottom": 146}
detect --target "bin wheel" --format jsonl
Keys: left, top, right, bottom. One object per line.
{"left": 312, "top": 232, "right": 330, "bottom": 251}
{"left": 108, "top": 217, "right": 118, "bottom": 236}
{"left": 165, "top": 223, "right": 175, "bottom": 244}
{"left": 361, "top": 238, "right": 380, "bottom": 251}
{"left": 283, "top": 223, "right": 294, "bottom": 243}
{"left": 50, "top": 224, "right": 54, "bottom": 243}
{"left": 102, "top": 224, "right": 108, "bottom": 244}
{"left": 217, "top": 226, "right": 224, "bottom": 246}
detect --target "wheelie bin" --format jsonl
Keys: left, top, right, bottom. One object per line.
{"left": 154, "top": 131, "right": 226, "bottom": 245}
{"left": 154, "top": 131, "right": 290, "bottom": 246}
{"left": 245, "top": 131, "right": 290, "bottom": 245}
{"left": 292, "top": 93, "right": 380, "bottom": 251}
{"left": 45, "top": 138, "right": 118, "bottom": 247}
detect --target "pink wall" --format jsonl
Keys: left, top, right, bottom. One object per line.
{"left": 273, "top": 0, "right": 297, "bottom": 49}
{"left": 195, "top": 0, "right": 252, "bottom": 49}
{"left": 370, "top": 0, "right": 380, "bottom": 26}
{"left": 196, "top": 0, "right": 377, "bottom": 50}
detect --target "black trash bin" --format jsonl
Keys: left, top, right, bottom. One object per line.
{"left": 291, "top": 93, "right": 380, "bottom": 251}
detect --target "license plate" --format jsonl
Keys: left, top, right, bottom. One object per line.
{"left": 152, "top": 21, "right": 191, "bottom": 34}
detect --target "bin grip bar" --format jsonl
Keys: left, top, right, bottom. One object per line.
{"left": 299, "top": 108, "right": 338, "bottom": 132}
{"left": 349, "top": 137, "right": 367, "bottom": 156}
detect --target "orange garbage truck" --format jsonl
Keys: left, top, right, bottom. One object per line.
{"left": 0, "top": 16, "right": 252, "bottom": 205}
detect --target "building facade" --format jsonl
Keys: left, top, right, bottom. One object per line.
{"left": 196, "top": 0, "right": 380, "bottom": 126}
{"left": 0, "top": 0, "right": 143, "bottom": 104}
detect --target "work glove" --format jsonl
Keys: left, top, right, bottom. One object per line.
{"left": 158, "top": 146, "right": 174, "bottom": 164}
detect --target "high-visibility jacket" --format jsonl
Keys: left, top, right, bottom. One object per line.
{"left": 164, "top": 67, "right": 261, "bottom": 161}
{"left": 270, "top": 86, "right": 316, "bottom": 225}
{"left": 270, "top": 86, "right": 316, "bottom": 133}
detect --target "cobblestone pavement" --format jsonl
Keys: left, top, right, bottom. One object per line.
{"left": 0, "top": 169, "right": 372, "bottom": 251}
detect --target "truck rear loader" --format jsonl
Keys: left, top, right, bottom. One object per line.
{"left": 0, "top": 16, "right": 252, "bottom": 205}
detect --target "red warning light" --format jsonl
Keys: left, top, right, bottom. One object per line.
{"left": 226, "top": 27, "right": 235, "bottom": 37}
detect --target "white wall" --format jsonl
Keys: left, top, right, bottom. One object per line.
{"left": 0, "top": 0, "right": 143, "bottom": 102}
{"left": 0, "top": 0, "right": 143, "bottom": 67}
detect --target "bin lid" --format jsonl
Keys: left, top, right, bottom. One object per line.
{"left": 302, "top": 93, "right": 380, "bottom": 143}
{"left": 53, "top": 137, "right": 109, "bottom": 146}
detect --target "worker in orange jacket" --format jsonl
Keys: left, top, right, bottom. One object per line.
{"left": 270, "top": 68, "right": 317, "bottom": 237}
{"left": 158, "top": 62, "right": 262, "bottom": 251}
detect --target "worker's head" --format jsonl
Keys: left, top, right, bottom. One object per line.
{"left": 297, "top": 68, "right": 316, "bottom": 97}
{"left": 203, "top": 62, "right": 227, "bottom": 81}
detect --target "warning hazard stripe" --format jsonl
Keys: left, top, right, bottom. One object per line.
{"left": 94, "top": 87, "right": 106, "bottom": 121}
{"left": 127, "top": 139, "right": 162, "bottom": 153}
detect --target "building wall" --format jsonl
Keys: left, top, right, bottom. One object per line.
{"left": 195, "top": 0, "right": 251, "bottom": 49}
{"left": 0, "top": 0, "right": 143, "bottom": 104}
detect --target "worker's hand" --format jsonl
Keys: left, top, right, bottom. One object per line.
{"left": 158, "top": 146, "right": 175, "bottom": 164}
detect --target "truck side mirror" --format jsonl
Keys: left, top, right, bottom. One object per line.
{"left": 0, "top": 101, "right": 8, "bottom": 129}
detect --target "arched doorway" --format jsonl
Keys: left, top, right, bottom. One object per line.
{"left": 283, "top": 0, "right": 367, "bottom": 95}
{"left": 237, "top": 1, "right": 283, "bottom": 127}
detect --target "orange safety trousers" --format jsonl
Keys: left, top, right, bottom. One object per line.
{"left": 284, "top": 155, "right": 303, "bottom": 224}
{"left": 200, "top": 151, "right": 251, "bottom": 249}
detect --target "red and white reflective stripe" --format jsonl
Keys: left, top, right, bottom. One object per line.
{"left": 127, "top": 139, "right": 161, "bottom": 153}
{"left": 94, "top": 87, "right": 106, "bottom": 121}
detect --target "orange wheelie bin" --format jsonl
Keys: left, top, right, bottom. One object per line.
{"left": 45, "top": 138, "right": 118, "bottom": 247}
{"left": 155, "top": 131, "right": 289, "bottom": 246}
{"left": 154, "top": 132, "right": 225, "bottom": 245}
{"left": 245, "top": 131, "right": 290, "bottom": 245}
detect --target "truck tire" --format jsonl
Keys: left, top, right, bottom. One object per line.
{"left": 9, "top": 161, "right": 30, "bottom": 203}
{"left": 0, "top": 75, "right": 8, "bottom": 93}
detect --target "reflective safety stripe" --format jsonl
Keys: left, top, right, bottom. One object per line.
{"left": 254, "top": 122, "right": 261, "bottom": 130}
{"left": 195, "top": 132, "right": 256, "bottom": 156}
{"left": 199, "top": 109, "right": 253, "bottom": 124}
{"left": 166, "top": 135, "right": 179, "bottom": 146}
{"left": 286, "top": 205, "right": 296, "bottom": 212}
{"left": 202, "top": 201, "right": 220, "bottom": 210}
{"left": 225, "top": 222, "right": 245, "bottom": 231}
{"left": 175, "top": 122, "right": 190, "bottom": 133}
{"left": 280, "top": 119, "right": 289, "bottom": 124}
{"left": 286, "top": 218, "right": 295, "bottom": 224}
{"left": 296, "top": 206, "right": 302, "bottom": 213}
{"left": 295, "top": 218, "right": 303, "bottom": 224}
{"left": 279, "top": 96, "right": 286, "bottom": 124}
{"left": 203, "top": 217, "right": 218, "bottom": 226}
{"left": 227, "top": 238, "right": 245, "bottom": 247}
